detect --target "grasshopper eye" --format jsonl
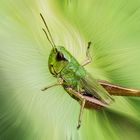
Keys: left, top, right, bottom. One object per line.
{"left": 56, "top": 52, "right": 67, "bottom": 61}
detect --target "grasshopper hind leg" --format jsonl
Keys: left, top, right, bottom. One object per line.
{"left": 66, "top": 87, "right": 86, "bottom": 129}
{"left": 77, "top": 98, "right": 86, "bottom": 129}
{"left": 66, "top": 87, "right": 107, "bottom": 129}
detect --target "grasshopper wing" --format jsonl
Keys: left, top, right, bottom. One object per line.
{"left": 80, "top": 74, "right": 114, "bottom": 104}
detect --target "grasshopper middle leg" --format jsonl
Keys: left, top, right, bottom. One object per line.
{"left": 82, "top": 41, "right": 92, "bottom": 66}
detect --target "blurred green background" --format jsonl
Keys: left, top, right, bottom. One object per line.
{"left": 0, "top": 0, "right": 140, "bottom": 140}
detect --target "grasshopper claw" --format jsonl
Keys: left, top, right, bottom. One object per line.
{"left": 77, "top": 123, "right": 81, "bottom": 129}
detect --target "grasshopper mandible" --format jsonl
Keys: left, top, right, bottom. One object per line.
{"left": 40, "top": 13, "right": 140, "bottom": 129}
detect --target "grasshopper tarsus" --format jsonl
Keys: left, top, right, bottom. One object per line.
{"left": 41, "top": 88, "right": 47, "bottom": 91}
{"left": 87, "top": 41, "right": 91, "bottom": 49}
{"left": 41, "top": 86, "right": 49, "bottom": 91}
{"left": 77, "top": 124, "right": 81, "bottom": 129}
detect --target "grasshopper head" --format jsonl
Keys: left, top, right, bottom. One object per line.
{"left": 40, "top": 14, "right": 69, "bottom": 76}
{"left": 48, "top": 46, "right": 69, "bottom": 76}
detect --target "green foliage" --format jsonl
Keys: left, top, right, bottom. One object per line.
{"left": 0, "top": 0, "right": 140, "bottom": 140}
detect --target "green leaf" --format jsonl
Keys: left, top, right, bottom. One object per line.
{"left": 0, "top": 0, "right": 140, "bottom": 140}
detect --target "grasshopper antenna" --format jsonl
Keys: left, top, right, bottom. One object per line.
{"left": 40, "top": 13, "right": 56, "bottom": 48}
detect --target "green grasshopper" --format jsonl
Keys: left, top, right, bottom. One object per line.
{"left": 40, "top": 13, "right": 140, "bottom": 129}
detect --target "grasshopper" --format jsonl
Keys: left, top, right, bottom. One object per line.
{"left": 40, "top": 13, "right": 140, "bottom": 129}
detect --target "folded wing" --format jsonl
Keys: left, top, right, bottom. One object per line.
{"left": 80, "top": 74, "right": 114, "bottom": 104}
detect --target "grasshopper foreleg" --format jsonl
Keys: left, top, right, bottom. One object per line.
{"left": 82, "top": 42, "right": 92, "bottom": 66}
{"left": 41, "top": 78, "right": 63, "bottom": 91}
{"left": 41, "top": 83, "right": 61, "bottom": 91}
